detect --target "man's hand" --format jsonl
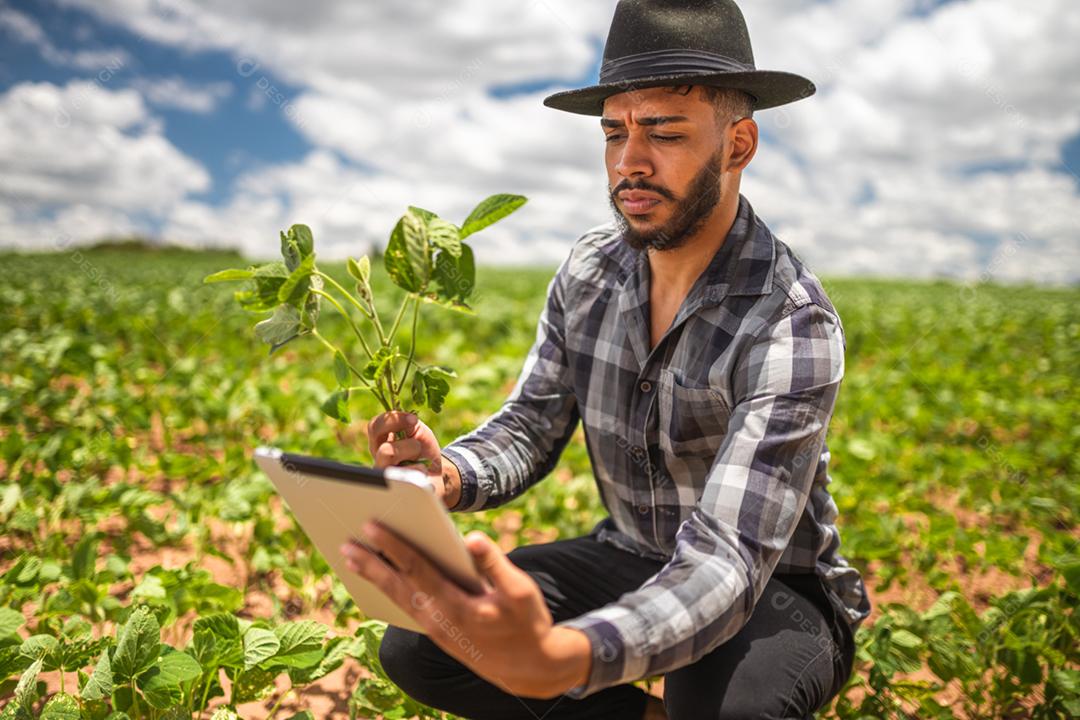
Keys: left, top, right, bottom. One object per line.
{"left": 367, "top": 411, "right": 460, "bottom": 509}
{"left": 340, "top": 523, "right": 592, "bottom": 699}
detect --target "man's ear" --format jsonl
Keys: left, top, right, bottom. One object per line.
{"left": 727, "top": 117, "right": 758, "bottom": 173}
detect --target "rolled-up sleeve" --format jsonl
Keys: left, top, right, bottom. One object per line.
{"left": 442, "top": 253, "right": 579, "bottom": 513}
{"left": 558, "top": 301, "right": 845, "bottom": 697}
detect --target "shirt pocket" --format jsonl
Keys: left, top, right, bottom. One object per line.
{"left": 657, "top": 368, "right": 732, "bottom": 458}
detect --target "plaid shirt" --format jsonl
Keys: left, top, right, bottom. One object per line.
{"left": 441, "top": 193, "right": 871, "bottom": 698}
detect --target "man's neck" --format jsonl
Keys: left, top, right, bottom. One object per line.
{"left": 647, "top": 191, "right": 739, "bottom": 303}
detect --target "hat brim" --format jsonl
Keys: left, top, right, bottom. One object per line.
{"left": 542, "top": 70, "right": 815, "bottom": 116}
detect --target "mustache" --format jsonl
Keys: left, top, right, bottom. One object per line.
{"left": 610, "top": 179, "right": 677, "bottom": 202}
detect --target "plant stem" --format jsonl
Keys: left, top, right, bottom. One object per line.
{"left": 310, "top": 288, "right": 375, "bottom": 361}
{"left": 366, "top": 296, "right": 388, "bottom": 345}
{"left": 265, "top": 687, "right": 293, "bottom": 720}
{"left": 198, "top": 671, "right": 214, "bottom": 716}
{"left": 395, "top": 296, "right": 421, "bottom": 396}
{"left": 316, "top": 271, "right": 388, "bottom": 343}
{"left": 130, "top": 680, "right": 140, "bottom": 717}
{"left": 312, "top": 330, "right": 391, "bottom": 411}
{"left": 387, "top": 295, "right": 411, "bottom": 345}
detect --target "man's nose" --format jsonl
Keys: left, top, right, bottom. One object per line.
{"left": 614, "top": 134, "right": 653, "bottom": 177}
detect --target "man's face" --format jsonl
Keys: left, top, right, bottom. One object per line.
{"left": 602, "top": 86, "right": 730, "bottom": 252}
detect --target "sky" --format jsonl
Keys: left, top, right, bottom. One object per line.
{"left": 1, "top": 0, "right": 1078, "bottom": 284}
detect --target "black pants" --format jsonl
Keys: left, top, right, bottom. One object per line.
{"left": 379, "top": 532, "right": 856, "bottom": 720}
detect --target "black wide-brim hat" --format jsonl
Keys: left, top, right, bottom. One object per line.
{"left": 543, "top": 0, "right": 815, "bottom": 116}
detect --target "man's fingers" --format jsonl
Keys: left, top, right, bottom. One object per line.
{"left": 367, "top": 411, "right": 418, "bottom": 453}
{"left": 340, "top": 540, "right": 430, "bottom": 628}
{"left": 362, "top": 522, "right": 471, "bottom": 610}
{"left": 464, "top": 531, "right": 522, "bottom": 594}
{"left": 374, "top": 438, "right": 423, "bottom": 467}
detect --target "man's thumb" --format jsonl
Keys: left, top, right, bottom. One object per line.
{"left": 465, "top": 531, "right": 516, "bottom": 589}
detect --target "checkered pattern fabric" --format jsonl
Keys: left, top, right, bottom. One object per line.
{"left": 441, "top": 193, "right": 871, "bottom": 698}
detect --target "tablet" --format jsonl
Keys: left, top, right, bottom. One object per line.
{"left": 254, "top": 446, "right": 486, "bottom": 633}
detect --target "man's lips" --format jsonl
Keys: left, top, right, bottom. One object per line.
{"left": 618, "top": 191, "right": 662, "bottom": 214}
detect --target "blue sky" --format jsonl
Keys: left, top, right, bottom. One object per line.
{"left": 1, "top": 0, "right": 1078, "bottom": 283}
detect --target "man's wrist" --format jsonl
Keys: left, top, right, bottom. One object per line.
{"left": 540, "top": 626, "right": 592, "bottom": 695}
{"left": 438, "top": 452, "right": 463, "bottom": 510}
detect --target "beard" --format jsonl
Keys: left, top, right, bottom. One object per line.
{"left": 608, "top": 147, "right": 725, "bottom": 252}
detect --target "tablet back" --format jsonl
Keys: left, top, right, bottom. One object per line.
{"left": 255, "top": 447, "right": 484, "bottom": 633}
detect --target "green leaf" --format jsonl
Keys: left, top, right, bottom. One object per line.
{"left": 193, "top": 613, "right": 240, "bottom": 642}
{"left": 362, "top": 346, "right": 398, "bottom": 384}
{"left": 111, "top": 606, "right": 160, "bottom": 682}
{"left": 333, "top": 350, "right": 350, "bottom": 387}
{"left": 347, "top": 256, "right": 370, "bottom": 284}
{"left": 890, "top": 629, "right": 923, "bottom": 649}
{"left": 456, "top": 244, "right": 475, "bottom": 302}
{"left": 384, "top": 214, "right": 429, "bottom": 293}
{"left": 321, "top": 389, "right": 350, "bottom": 423}
{"left": 39, "top": 692, "right": 80, "bottom": 720}
{"left": 254, "top": 305, "right": 302, "bottom": 353}
{"left": 281, "top": 224, "right": 315, "bottom": 272}
{"left": 0, "top": 645, "right": 29, "bottom": 680}
{"left": 242, "top": 627, "right": 279, "bottom": 671}
{"left": 413, "top": 366, "right": 456, "bottom": 414}
{"left": 0, "top": 608, "right": 25, "bottom": 639}
{"left": 411, "top": 370, "right": 426, "bottom": 408}
{"left": 407, "top": 205, "right": 437, "bottom": 223}
{"left": 13, "top": 656, "right": 42, "bottom": 711}
{"left": 348, "top": 256, "right": 373, "bottom": 304}
{"left": 269, "top": 621, "right": 326, "bottom": 669}
{"left": 277, "top": 253, "right": 317, "bottom": 307}
{"left": 80, "top": 650, "right": 113, "bottom": 701}
{"left": 71, "top": 533, "right": 99, "bottom": 581}
{"left": 53, "top": 636, "right": 110, "bottom": 673}
{"left": 429, "top": 218, "right": 462, "bottom": 258}
{"left": 193, "top": 613, "right": 246, "bottom": 669}
{"left": 0, "top": 700, "right": 32, "bottom": 720}
{"left": 459, "top": 194, "right": 526, "bottom": 239}
{"left": 61, "top": 617, "right": 92, "bottom": 640}
{"left": 402, "top": 212, "right": 431, "bottom": 283}
{"left": 0, "top": 484, "right": 20, "bottom": 520}
{"left": 284, "top": 712, "right": 315, "bottom": 720}
{"left": 432, "top": 242, "right": 476, "bottom": 308}
{"left": 209, "top": 708, "right": 240, "bottom": 720}
{"left": 235, "top": 262, "right": 290, "bottom": 312}
{"left": 1057, "top": 555, "right": 1080, "bottom": 595}
{"left": 137, "top": 648, "right": 202, "bottom": 709}
{"left": 159, "top": 708, "right": 192, "bottom": 720}
{"left": 288, "top": 636, "right": 347, "bottom": 686}
{"left": 229, "top": 666, "right": 276, "bottom": 704}
{"left": 19, "top": 634, "right": 58, "bottom": 661}
{"left": 203, "top": 268, "right": 253, "bottom": 284}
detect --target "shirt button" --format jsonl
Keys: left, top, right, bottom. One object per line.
{"left": 637, "top": 504, "right": 649, "bottom": 515}
{"left": 639, "top": 380, "right": 652, "bottom": 393}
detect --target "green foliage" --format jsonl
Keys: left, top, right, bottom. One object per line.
{"left": 203, "top": 194, "right": 526, "bottom": 421}
{"left": 0, "top": 245, "right": 1077, "bottom": 717}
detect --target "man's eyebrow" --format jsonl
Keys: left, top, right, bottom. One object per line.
{"left": 600, "top": 115, "right": 690, "bottom": 129}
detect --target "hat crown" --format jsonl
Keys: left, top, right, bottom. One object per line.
{"left": 602, "top": 0, "right": 756, "bottom": 68}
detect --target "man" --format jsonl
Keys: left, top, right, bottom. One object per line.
{"left": 340, "top": 1, "right": 871, "bottom": 718}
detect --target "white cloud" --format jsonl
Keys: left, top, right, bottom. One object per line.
{"left": 0, "top": 201, "right": 140, "bottom": 251}
{"left": 56, "top": 0, "right": 612, "bottom": 100}
{"left": 0, "top": 80, "right": 210, "bottom": 246}
{"left": 0, "top": 6, "right": 130, "bottom": 71}
{"left": 161, "top": 146, "right": 590, "bottom": 268}
{"left": 132, "top": 76, "right": 234, "bottom": 113}
{"left": 6, "top": 0, "right": 1079, "bottom": 283}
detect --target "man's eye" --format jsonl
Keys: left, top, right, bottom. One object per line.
{"left": 604, "top": 134, "right": 681, "bottom": 143}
